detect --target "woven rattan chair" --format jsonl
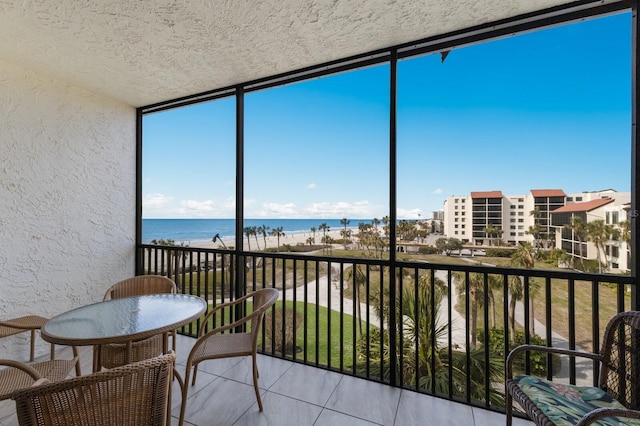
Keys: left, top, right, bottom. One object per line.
{"left": 178, "top": 288, "right": 279, "bottom": 426}
{"left": 12, "top": 351, "right": 175, "bottom": 426}
{"left": 0, "top": 316, "right": 50, "bottom": 362}
{"left": 0, "top": 346, "right": 80, "bottom": 401}
{"left": 506, "top": 310, "right": 640, "bottom": 426}
{"left": 94, "top": 275, "right": 177, "bottom": 372}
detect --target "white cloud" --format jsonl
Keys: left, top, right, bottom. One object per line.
{"left": 433, "top": 188, "right": 443, "bottom": 195}
{"left": 144, "top": 193, "right": 173, "bottom": 208}
{"left": 260, "top": 202, "right": 298, "bottom": 216}
{"left": 304, "top": 200, "right": 377, "bottom": 218}
{"left": 143, "top": 193, "right": 238, "bottom": 218}
{"left": 306, "top": 183, "right": 317, "bottom": 189}
{"left": 143, "top": 193, "right": 174, "bottom": 217}
{"left": 397, "top": 208, "right": 423, "bottom": 219}
{"left": 180, "top": 200, "right": 217, "bottom": 217}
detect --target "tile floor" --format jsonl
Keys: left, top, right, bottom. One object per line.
{"left": 1, "top": 335, "right": 534, "bottom": 426}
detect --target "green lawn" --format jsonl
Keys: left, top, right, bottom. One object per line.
{"left": 198, "top": 299, "right": 375, "bottom": 368}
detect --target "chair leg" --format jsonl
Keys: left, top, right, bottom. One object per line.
{"left": 191, "top": 364, "right": 199, "bottom": 386}
{"left": 179, "top": 361, "right": 193, "bottom": 426}
{"left": 72, "top": 346, "right": 82, "bottom": 376}
{"left": 252, "top": 353, "right": 263, "bottom": 412}
{"left": 29, "top": 329, "right": 36, "bottom": 362}
{"left": 506, "top": 392, "right": 513, "bottom": 426}
{"left": 92, "top": 345, "right": 101, "bottom": 373}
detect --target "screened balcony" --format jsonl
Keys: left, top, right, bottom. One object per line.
{"left": 1, "top": 1, "right": 639, "bottom": 425}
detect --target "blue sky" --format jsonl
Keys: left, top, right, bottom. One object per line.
{"left": 143, "top": 11, "right": 631, "bottom": 220}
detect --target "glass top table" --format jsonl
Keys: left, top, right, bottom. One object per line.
{"left": 42, "top": 294, "right": 207, "bottom": 347}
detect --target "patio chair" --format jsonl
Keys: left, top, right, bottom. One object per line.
{"left": 12, "top": 351, "right": 175, "bottom": 426}
{"left": 178, "top": 288, "right": 279, "bottom": 426}
{"left": 0, "top": 315, "right": 50, "bottom": 362}
{"left": 94, "top": 275, "right": 177, "bottom": 371}
{"left": 506, "top": 310, "right": 640, "bottom": 425}
{"left": 0, "top": 346, "right": 80, "bottom": 401}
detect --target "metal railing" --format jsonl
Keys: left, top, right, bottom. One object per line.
{"left": 138, "top": 243, "right": 635, "bottom": 412}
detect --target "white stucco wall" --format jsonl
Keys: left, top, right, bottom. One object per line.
{"left": 0, "top": 58, "right": 136, "bottom": 360}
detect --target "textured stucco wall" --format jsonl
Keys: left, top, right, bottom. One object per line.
{"left": 0, "top": 58, "right": 136, "bottom": 360}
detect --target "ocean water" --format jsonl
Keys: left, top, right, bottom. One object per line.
{"left": 142, "top": 218, "right": 367, "bottom": 245}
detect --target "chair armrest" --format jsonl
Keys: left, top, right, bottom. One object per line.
{"left": 198, "top": 293, "right": 256, "bottom": 336}
{"left": 577, "top": 407, "right": 640, "bottom": 426}
{"left": 0, "top": 359, "right": 42, "bottom": 381}
{"left": 506, "top": 344, "right": 603, "bottom": 379}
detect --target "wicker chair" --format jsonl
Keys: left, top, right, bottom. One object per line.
{"left": 0, "top": 346, "right": 80, "bottom": 401}
{"left": 506, "top": 310, "right": 640, "bottom": 426}
{"left": 94, "top": 275, "right": 177, "bottom": 372}
{"left": 0, "top": 315, "right": 50, "bottom": 362}
{"left": 12, "top": 351, "right": 175, "bottom": 426}
{"left": 178, "top": 288, "right": 279, "bottom": 426}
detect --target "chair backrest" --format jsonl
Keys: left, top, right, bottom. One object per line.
{"left": 103, "top": 275, "right": 176, "bottom": 301}
{"left": 248, "top": 288, "right": 280, "bottom": 343}
{"left": 12, "top": 352, "right": 175, "bottom": 426}
{"left": 599, "top": 310, "right": 640, "bottom": 410}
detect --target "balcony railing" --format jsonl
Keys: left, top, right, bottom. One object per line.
{"left": 138, "top": 243, "right": 636, "bottom": 414}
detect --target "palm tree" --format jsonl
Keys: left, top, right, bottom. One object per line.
{"left": 483, "top": 224, "right": 497, "bottom": 246}
{"left": 243, "top": 226, "right": 252, "bottom": 250}
{"left": 528, "top": 207, "right": 544, "bottom": 248}
{"left": 509, "top": 242, "right": 536, "bottom": 339}
{"left": 318, "top": 223, "right": 329, "bottom": 254}
{"left": 270, "top": 227, "right": 285, "bottom": 251}
{"left": 249, "top": 226, "right": 260, "bottom": 250}
{"left": 586, "top": 219, "right": 614, "bottom": 273}
{"left": 340, "top": 218, "right": 350, "bottom": 249}
{"left": 310, "top": 226, "right": 317, "bottom": 244}
{"left": 454, "top": 272, "right": 490, "bottom": 348}
{"left": 381, "top": 216, "right": 390, "bottom": 239}
{"left": 564, "top": 216, "right": 587, "bottom": 270}
{"left": 360, "top": 275, "right": 504, "bottom": 404}
{"left": 618, "top": 219, "right": 631, "bottom": 267}
{"left": 345, "top": 264, "right": 366, "bottom": 335}
{"left": 619, "top": 220, "right": 631, "bottom": 244}
{"left": 258, "top": 225, "right": 269, "bottom": 250}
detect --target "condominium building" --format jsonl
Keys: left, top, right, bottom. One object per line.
{"left": 442, "top": 189, "right": 630, "bottom": 271}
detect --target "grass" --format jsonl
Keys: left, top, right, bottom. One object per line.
{"left": 197, "top": 299, "right": 374, "bottom": 368}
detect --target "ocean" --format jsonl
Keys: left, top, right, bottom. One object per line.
{"left": 142, "top": 218, "right": 368, "bottom": 245}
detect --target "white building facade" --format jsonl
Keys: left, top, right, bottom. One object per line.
{"left": 442, "top": 189, "right": 630, "bottom": 272}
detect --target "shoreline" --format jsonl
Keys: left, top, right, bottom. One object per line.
{"left": 189, "top": 228, "right": 352, "bottom": 250}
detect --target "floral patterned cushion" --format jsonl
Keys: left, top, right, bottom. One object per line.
{"left": 514, "top": 375, "right": 640, "bottom": 426}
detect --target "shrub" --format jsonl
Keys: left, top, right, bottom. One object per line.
{"left": 485, "top": 248, "right": 514, "bottom": 257}
{"left": 418, "top": 246, "right": 440, "bottom": 254}
{"left": 264, "top": 308, "right": 303, "bottom": 355}
{"left": 477, "top": 328, "right": 560, "bottom": 376}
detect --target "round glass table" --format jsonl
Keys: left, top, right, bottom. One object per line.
{"left": 42, "top": 294, "right": 207, "bottom": 348}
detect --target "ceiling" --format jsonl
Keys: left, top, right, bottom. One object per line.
{"left": 0, "top": 0, "right": 574, "bottom": 107}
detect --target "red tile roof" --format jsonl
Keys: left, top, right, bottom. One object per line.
{"left": 471, "top": 191, "right": 503, "bottom": 199}
{"left": 552, "top": 198, "right": 614, "bottom": 213}
{"left": 530, "top": 189, "right": 566, "bottom": 197}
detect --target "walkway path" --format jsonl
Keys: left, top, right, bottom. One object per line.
{"left": 283, "top": 256, "right": 592, "bottom": 385}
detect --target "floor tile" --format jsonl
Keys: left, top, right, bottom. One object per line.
{"left": 325, "top": 375, "right": 401, "bottom": 425}
{"left": 314, "top": 408, "right": 382, "bottom": 426}
{"left": 233, "top": 391, "right": 323, "bottom": 426}
{"left": 179, "top": 377, "right": 261, "bottom": 426}
{"left": 395, "top": 390, "right": 474, "bottom": 426}
{"left": 268, "top": 363, "right": 343, "bottom": 406}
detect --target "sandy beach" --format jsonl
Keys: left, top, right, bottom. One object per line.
{"left": 193, "top": 229, "right": 349, "bottom": 251}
